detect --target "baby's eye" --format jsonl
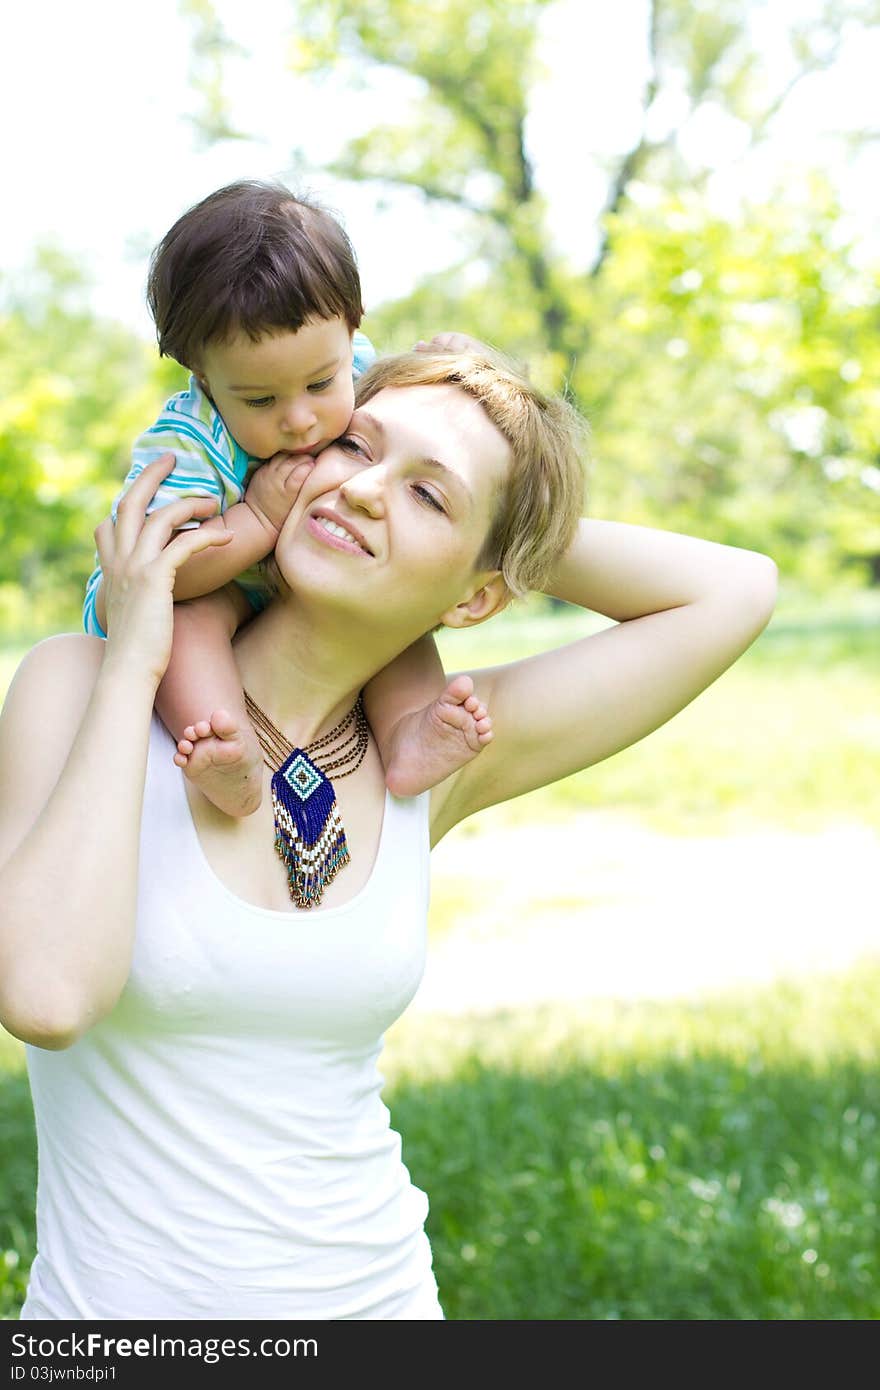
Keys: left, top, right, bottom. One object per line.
{"left": 412, "top": 484, "right": 445, "bottom": 513}
{"left": 307, "top": 376, "right": 335, "bottom": 393}
{"left": 244, "top": 396, "right": 274, "bottom": 409}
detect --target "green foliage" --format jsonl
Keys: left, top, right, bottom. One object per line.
{"left": 2, "top": 2, "right": 879, "bottom": 638}
{"left": 303, "top": 0, "right": 880, "bottom": 586}
{"left": 364, "top": 180, "right": 880, "bottom": 586}
{"left": 578, "top": 181, "right": 880, "bottom": 582}
{"left": 291, "top": 0, "right": 572, "bottom": 354}
{"left": 180, "top": 0, "right": 249, "bottom": 144}
{"left": 0, "top": 252, "right": 187, "bottom": 633}
{"left": 0, "top": 1032, "right": 34, "bottom": 1320}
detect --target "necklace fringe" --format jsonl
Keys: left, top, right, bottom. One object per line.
{"left": 244, "top": 691, "right": 369, "bottom": 909}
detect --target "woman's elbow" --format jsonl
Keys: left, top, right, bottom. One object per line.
{"left": 745, "top": 551, "right": 779, "bottom": 627}
{"left": 0, "top": 977, "right": 97, "bottom": 1051}
{"left": 1, "top": 1008, "right": 81, "bottom": 1051}
{"left": 723, "top": 548, "right": 778, "bottom": 629}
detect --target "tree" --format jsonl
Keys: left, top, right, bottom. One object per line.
{"left": 237, "top": 0, "right": 876, "bottom": 582}
{"left": 276, "top": 0, "right": 877, "bottom": 357}
{"left": 144, "top": 1, "right": 880, "bottom": 585}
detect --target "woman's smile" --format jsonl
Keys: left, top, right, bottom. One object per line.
{"left": 307, "top": 510, "right": 375, "bottom": 557}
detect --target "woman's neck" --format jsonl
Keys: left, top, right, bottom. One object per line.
{"left": 231, "top": 596, "right": 405, "bottom": 747}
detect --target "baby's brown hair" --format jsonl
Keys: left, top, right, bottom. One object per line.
{"left": 147, "top": 180, "right": 364, "bottom": 369}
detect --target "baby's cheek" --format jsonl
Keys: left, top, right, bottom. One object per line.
{"left": 324, "top": 382, "right": 356, "bottom": 436}
{"left": 227, "top": 411, "right": 266, "bottom": 458}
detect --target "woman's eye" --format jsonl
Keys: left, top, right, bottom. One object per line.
{"left": 338, "top": 435, "right": 369, "bottom": 457}
{"left": 308, "top": 376, "right": 335, "bottom": 393}
{"left": 244, "top": 397, "right": 273, "bottom": 409}
{"left": 412, "top": 484, "right": 445, "bottom": 513}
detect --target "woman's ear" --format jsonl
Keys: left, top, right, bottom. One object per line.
{"left": 440, "top": 572, "right": 510, "bottom": 629}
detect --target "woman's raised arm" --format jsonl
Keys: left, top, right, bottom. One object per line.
{"left": 0, "top": 458, "right": 230, "bottom": 1050}
{"left": 431, "top": 518, "right": 778, "bottom": 840}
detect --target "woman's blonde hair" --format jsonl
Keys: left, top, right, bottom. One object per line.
{"left": 354, "top": 348, "right": 588, "bottom": 599}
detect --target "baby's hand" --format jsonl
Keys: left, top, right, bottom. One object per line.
{"left": 413, "top": 331, "right": 489, "bottom": 354}
{"left": 245, "top": 453, "right": 314, "bottom": 534}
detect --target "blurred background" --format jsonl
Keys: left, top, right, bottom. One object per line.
{"left": 1, "top": 0, "right": 878, "bottom": 1320}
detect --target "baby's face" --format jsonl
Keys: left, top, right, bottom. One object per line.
{"left": 196, "top": 317, "right": 355, "bottom": 461}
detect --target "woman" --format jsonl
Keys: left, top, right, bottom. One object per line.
{"left": 0, "top": 347, "right": 777, "bottom": 1320}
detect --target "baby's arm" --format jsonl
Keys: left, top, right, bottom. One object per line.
{"left": 171, "top": 454, "right": 313, "bottom": 601}
{"left": 155, "top": 584, "right": 265, "bottom": 817}
{"left": 91, "top": 453, "right": 311, "bottom": 629}
{"left": 363, "top": 635, "right": 493, "bottom": 798}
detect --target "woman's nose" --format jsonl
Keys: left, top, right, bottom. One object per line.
{"left": 339, "top": 466, "right": 385, "bottom": 515}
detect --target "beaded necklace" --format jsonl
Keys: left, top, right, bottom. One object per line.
{"left": 243, "top": 690, "right": 370, "bottom": 909}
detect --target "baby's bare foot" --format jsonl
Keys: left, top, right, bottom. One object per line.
{"left": 384, "top": 674, "right": 493, "bottom": 797}
{"left": 174, "top": 708, "right": 264, "bottom": 817}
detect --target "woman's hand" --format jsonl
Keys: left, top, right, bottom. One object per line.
{"left": 95, "top": 454, "right": 232, "bottom": 688}
{"left": 414, "top": 331, "right": 491, "bottom": 354}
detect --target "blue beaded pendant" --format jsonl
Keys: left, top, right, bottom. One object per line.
{"left": 270, "top": 747, "right": 350, "bottom": 909}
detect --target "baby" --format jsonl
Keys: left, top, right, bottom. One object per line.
{"left": 84, "top": 180, "right": 492, "bottom": 816}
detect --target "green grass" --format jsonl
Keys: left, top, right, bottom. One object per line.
{"left": 3, "top": 961, "right": 878, "bottom": 1319}
{"left": 0, "top": 1031, "right": 35, "bottom": 1320}
{"left": 381, "top": 963, "right": 880, "bottom": 1320}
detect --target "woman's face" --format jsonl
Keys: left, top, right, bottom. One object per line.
{"left": 274, "top": 383, "right": 513, "bottom": 633}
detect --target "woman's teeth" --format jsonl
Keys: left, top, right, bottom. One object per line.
{"left": 319, "top": 517, "right": 365, "bottom": 549}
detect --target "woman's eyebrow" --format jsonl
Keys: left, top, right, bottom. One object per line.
{"left": 420, "top": 457, "right": 474, "bottom": 508}
{"left": 354, "top": 410, "right": 473, "bottom": 507}
{"left": 351, "top": 409, "right": 385, "bottom": 441}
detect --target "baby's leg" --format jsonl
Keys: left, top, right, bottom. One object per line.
{"left": 364, "top": 634, "right": 493, "bottom": 798}
{"left": 157, "top": 586, "right": 264, "bottom": 817}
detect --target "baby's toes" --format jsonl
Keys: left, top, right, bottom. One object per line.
{"left": 441, "top": 705, "right": 470, "bottom": 731}
{"left": 474, "top": 715, "right": 492, "bottom": 735}
{"left": 177, "top": 736, "right": 195, "bottom": 757}
{"left": 433, "top": 692, "right": 465, "bottom": 723}
{"left": 446, "top": 674, "right": 474, "bottom": 703}
{"left": 192, "top": 719, "right": 214, "bottom": 740}
{"left": 208, "top": 708, "right": 238, "bottom": 739}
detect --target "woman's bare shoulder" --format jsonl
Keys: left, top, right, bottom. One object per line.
{"left": 1, "top": 633, "right": 105, "bottom": 739}
{"left": 4, "top": 632, "right": 105, "bottom": 707}
{"left": 17, "top": 631, "right": 105, "bottom": 667}
{"left": 0, "top": 634, "right": 107, "bottom": 869}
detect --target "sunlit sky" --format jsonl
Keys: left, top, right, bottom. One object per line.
{"left": 3, "top": 0, "right": 877, "bottom": 340}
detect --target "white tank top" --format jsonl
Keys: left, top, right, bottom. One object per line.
{"left": 21, "top": 716, "right": 441, "bottom": 1320}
